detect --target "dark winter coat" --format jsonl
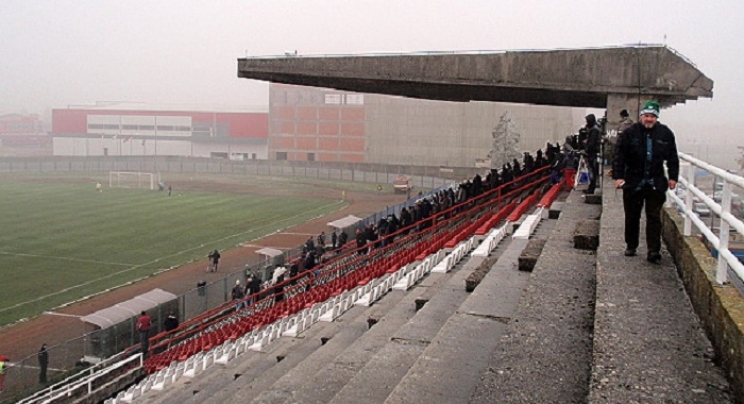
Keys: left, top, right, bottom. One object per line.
{"left": 612, "top": 122, "right": 679, "bottom": 193}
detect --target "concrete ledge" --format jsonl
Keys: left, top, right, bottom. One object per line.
{"left": 584, "top": 192, "right": 602, "bottom": 205}
{"left": 548, "top": 202, "right": 565, "bottom": 219}
{"left": 573, "top": 220, "right": 599, "bottom": 250}
{"left": 465, "top": 254, "right": 499, "bottom": 292}
{"left": 518, "top": 239, "right": 547, "bottom": 272}
{"left": 662, "top": 208, "right": 744, "bottom": 402}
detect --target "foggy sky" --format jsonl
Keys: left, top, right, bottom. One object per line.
{"left": 2, "top": 0, "right": 743, "bottom": 149}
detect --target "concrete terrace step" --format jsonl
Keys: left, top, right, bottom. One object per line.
{"left": 470, "top": 190, "right": 600, "bottom": 403}
{"left": 589, "top": 182, "right": 733, "bottom": 403}
{"left": 274, "top": 245, "right": 490, "bottom": 404}
{"left": 245, "top": 287, "right": 412, "bottom": 404}
{"left": 327, "top": 239, "right": 517, "bottom": 404}
{"left": 384, "top": 220, "right": 557, "bottom": 403}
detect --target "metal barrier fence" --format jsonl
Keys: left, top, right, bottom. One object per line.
{"left": 0, "top": 156, "right": 479, "bottom": 191}
{"left": 667, "top": 152, "right": 744, "bottom": 285}
{"left": 0, "top": 157, "right": 476, "bottom": 402}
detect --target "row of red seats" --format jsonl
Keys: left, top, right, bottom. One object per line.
{"left": 537, "top": 182, "right": 563, "bottom": 209}
{"left": 475, "top": 201, "right": 518, "bottom": 236}
{"left": 505, "top": 190, "right": 542, "bottom": 223}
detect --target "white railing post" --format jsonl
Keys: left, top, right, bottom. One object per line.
{"left": 717, "top": 181, "right": 732, "bottom": 284}
{"left": 683, "top": 162, "right": 693, "bottom": 236}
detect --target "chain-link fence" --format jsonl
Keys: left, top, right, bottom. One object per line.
{"left": 0, "top": 156, "right": 480, "bottom": 189}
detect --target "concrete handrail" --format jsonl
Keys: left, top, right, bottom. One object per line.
{"left": 668, "top": 152, "right": 744, "bottom": 284}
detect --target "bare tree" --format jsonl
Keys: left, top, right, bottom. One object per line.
{"left": 488, "top": 111, "right": 522, "bottom": 169}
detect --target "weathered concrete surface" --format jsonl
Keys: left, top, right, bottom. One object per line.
{"left": 384, "top": 219, "right": 555, "bottom": 403}
{"left": 584, "top": 192, "right": 602, "bottom": 205}
{"left": 518, "top": 238, "right": 547, "bottom": 272}
{"left": 549, "top": 201, "right": 565, "bottom": 219}
{"left": 328, "top": 257, "right": 479, "bottom": 404}
{"left": 588, "top": 181, "right": 733, "bottom": 403}
{"left": 238, "top": 46, "right": 712, "bottom": 108}
{"left": 470, "top": 191, "right": 600, "bottom": 403}
{"left": 662, "top": 208, "right": 744, "bottom": 403}
{"left": 465, "top": 253, "right": 497, "bottom": 292}
{"left": 574, "top": 219, "right": 600, "bottom": 250}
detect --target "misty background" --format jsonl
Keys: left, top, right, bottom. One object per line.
{"left": 2, "top": 0, "right": 743, "bottom": 169}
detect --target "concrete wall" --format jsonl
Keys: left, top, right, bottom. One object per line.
{"left": 269, "top": 85, "right": 577, "bottom": 168}
{"left": 365, "top": 96, "right": 576, "bottom": 167}
{"left": 662, "top": 208, "right": 744, "bottom": 402}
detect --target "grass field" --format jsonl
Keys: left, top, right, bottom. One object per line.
{"left": 0, "top": 172, "right": 353, "bottom": 326}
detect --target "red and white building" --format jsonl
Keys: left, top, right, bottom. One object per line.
{"left": 51, "top": 103, "right": 269, "bottom": 159}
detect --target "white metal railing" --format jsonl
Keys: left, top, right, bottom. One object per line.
{"left": 16, "top": 353, "right": 143, "bottom": 404}
{"left": 667, "top": 152, "right": 744, "bottom": 285}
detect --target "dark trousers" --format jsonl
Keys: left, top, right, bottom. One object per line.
{"left": 140, "top": 331, "right": 149, "bottom": 357}
{"left": 39, "top": 364, "right": 47, "bottom": 384}
{"left": 623, "top": 187, "right": 666, "bottom": 252}
{"left": 587, "top": 154, "right": 598, "bottom": 192}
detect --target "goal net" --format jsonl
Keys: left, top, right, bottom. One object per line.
{"left": 109, "top": 171, "right": 155, "bottom": 190}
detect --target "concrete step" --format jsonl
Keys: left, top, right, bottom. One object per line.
{"left": 246, "top": 287, "right": 411, "bottom": 404}
{"left": 383, "top": 218, "right": 556, "bottom": 404}
{"left": 470, "top": 189, "right": 600, "bottom": 403}
{"left": 326, "top": 239, "right": 514, "bottom": 404}
{"left": 275, "top": 255, "right": 472, "bottom": 404}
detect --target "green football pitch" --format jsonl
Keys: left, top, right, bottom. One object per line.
{"left": 0, "top": 173, "right": 356, "bottom": 326}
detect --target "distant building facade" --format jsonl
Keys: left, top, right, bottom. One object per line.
{"left": 269, "top": 84, "right": 578, "bottom": 168}
{"left": 51, "top": 104, "right": 269, "bottom": 159}
{"left": 0, "top": 113, "right": 51, "bottom": 157}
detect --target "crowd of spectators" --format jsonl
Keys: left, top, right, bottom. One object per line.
{"left": 237, "top": 142, "right": 573, "bottom": 303}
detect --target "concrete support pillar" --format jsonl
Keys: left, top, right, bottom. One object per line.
{"left": 605, "top": 93, "right": 652, "bottom": 136}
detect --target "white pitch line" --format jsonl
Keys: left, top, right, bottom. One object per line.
{"left": 43, "top": 311, "right": 83, "bottom": 318}
{"left": 0, "top": 251, "right": 133, "bottom": 267}
{"left": 0, "top": 199, "right": 348, "bottom": 314}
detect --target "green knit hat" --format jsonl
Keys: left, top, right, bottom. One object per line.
{"left": 640, "top": 101, "right": 660, "bottom": 117}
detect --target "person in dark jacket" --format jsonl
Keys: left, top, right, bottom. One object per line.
{"left": 164, "top": 312, "right": 179, "bottom": 332}
{"left": 612, "top": 101, "right": 679, "bottom": 264}
{"left": 38, "top": 344, "right": 48, "bottom": 384}
{"left": 583, "top": 114, "right": 602, "bottom": 194}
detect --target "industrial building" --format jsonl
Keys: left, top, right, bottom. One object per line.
{"left": 50, "top": 103, "right": 269, "bottom": 159}
{"left": 269, "top": 84, "right": 579, "bottom": 168}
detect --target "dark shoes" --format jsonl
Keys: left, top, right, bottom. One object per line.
{"left": 624, "top": 248, "right": 637, "bottom": 257}
{"left": 647, "top": 251, "right": 662, "bottom": 264}
{"left": 583, "top": 189, "right": 595, "bottom": 194}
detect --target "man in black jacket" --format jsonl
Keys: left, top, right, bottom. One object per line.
{"left": 612, "top": 101, "right": 679, "bottom": 264}
{"left": 583, "top": 114, "right": 602, "bottom": 194}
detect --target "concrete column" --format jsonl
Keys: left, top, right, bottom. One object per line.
{"left": 605, "top": 93, "right": 652, "bottom": 136}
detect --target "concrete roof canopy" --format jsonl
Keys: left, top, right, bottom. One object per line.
{"left": 237, "top": 45, "right": 713, "bottom": 109}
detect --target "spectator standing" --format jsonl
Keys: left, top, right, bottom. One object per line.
{"left": 136, "top": 311, "right": 151, "bottom": 357}
{"left": 582, "top": 114, "right": 602, "bottom": 194}
{"left": 207, "top": 250, "right": 221, "bottom": 272}
{"left": 612, "top": 101, "right": 678, "bottom": 264}
{"left": 617, "top": 109, "right": 634, "bottom": 133}
{"left": 38, "top": 344, "right": 49, "bottom": 385}
{"left": 331, "top": 230, "right": 338, "bottom": 249}
{"left": 164, "top": 312, "right": 179, "bottom": 332}
{"left": 317, "top": 231, "right": 326, "bottom": 248}
{"left": 246, "top": 274, "right": 262, "bottom": 305}
{"left": 232, "top": 279, "right": 246, "bottom": 310}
